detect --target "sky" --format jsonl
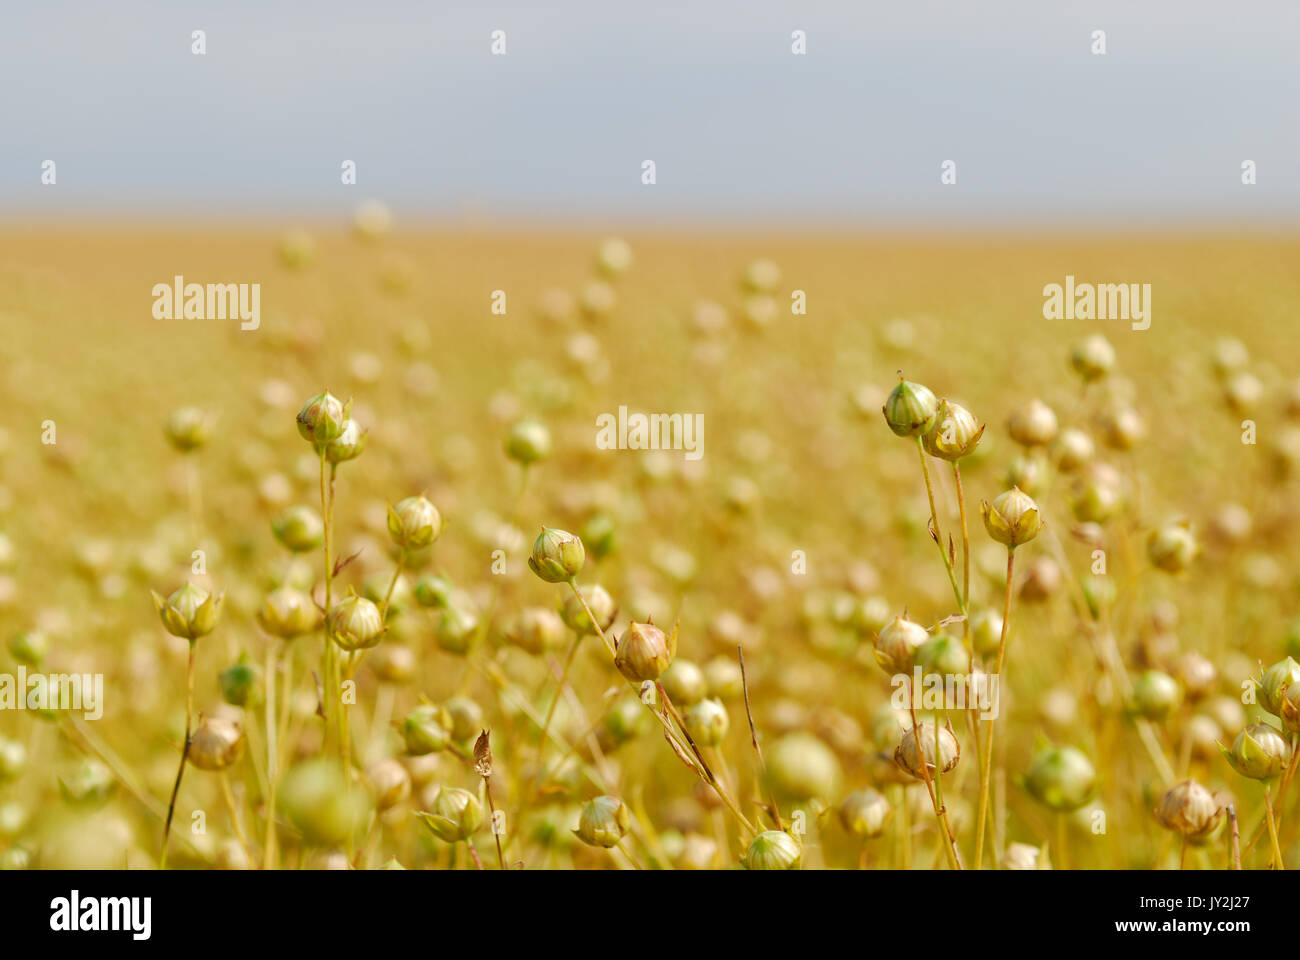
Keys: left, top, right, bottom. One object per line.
{"left": 2, "top": 0, "right": 1298, "bottom": 226}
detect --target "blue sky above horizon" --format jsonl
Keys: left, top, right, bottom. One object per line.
{"left": 3, "top": 0, "right": 1298, "bottom": 226}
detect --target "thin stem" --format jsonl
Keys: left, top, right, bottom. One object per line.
{"left": 952, "top": 462, "right": 971, "bottom": 611}
{"left": 1264, "top": 785, "right": 1284, "bottom": 870}
{"left": 319, "top": 451, "right": 335, "bottom": 754}
{"left": 1228, "top": 803, "right": 1241, "bottom": 870}
{"left": 483, "top": 778, "right": 507, "bottom": 870}
{"left": 975, "top": 548, "right": 1015, "bottom": 870}
{"left": 264, "top": 643, "right": 279, "bottom": 869}
{"left": 915, "top": 438, "right": 963, "bottom": 613}
{"left": 379, "top": 555, "right": 404, "bottom": 620}
{"left": 537, "top": 632, "right": 583, "bottom": 758}
{"left": 906, "top": 687, "right": 960, "bottom": 869}
{"left": 160, "top": 642, "right": 196, "bottom": 869}
{"left": 739, "top": 645, "right": 782, "bottom": 830}
{"left": 220, "top": 772, "right": 252, "bottom": 864}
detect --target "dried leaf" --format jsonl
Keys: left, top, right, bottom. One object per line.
{"left": 473, "top": 729, "right": 493, "bottom": 778}
{"left": 333, "top": 548, "right": 363, "bottom": 578}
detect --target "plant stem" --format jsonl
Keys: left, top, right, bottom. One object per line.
{"left": 915, "top": 438, "right": 963, "bottom": 612}
{"left": 1264, "top": 785, "right": 1284, "bottom": 870}
{"left": 264, "top": 642, "right": 279, "bottom": 869}
{"left": 975, "top": 548, "right": 1015, "bottom": 870}
{"left": 160, "top": 642, "right": 196, "bottom": 869}
{"left": 952, "top": 462, "right": 971, "bottom": 611}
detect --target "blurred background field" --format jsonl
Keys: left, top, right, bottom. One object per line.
{"left": 2, "top": 223, "right": 1300, "bottom": 868}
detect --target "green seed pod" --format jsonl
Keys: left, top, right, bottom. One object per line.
{"left": 165, "top": 406, "right": 210, "bottom": 453}
{"left": 1070, "top": 334, "right": 1115, "bottom": 382}
{"left": 257, "top": 586, "right": 321, "bottom": 640}
{"left": 279, "top": 758, "right": 370, "bottom": 847}
{"left": 765, "top": 732, "right": 842, "bottom": 801}
{"left": 1154, "top": 780, "right": 1223, "bottom": 840}
{"left": 1177, "top": 652, "right": 1217, "bottom": 703}
{"left": 188, "top": 716, "right": 245, "bottom": 771}
{"left": 614, "top": 621, "right": 676, "bottom": 682}
{"left": 580, "top": 512, "right": 618, "bottom": 561}
{"left": 528, "top": 528, "right": 585, "bottom": 583}
{"left": 1053, "top": 427, "right": 1095, "bottom": 473}
{"left": 702, "top": 656, "right": 744, "bottom": 700}
{"left": 1099, "top": 405, "right": 1145, "bottom": 451}
{"left": 839, "top": 788, "right": 891, "bottom": 839}
{"left": 1006, "top": 452, "right": 1048, "bottom": 499}
{"left": 683, "top": 697, "right": 729, "bottom": 746}
{"left": 413, "top": 574, "right": 455, "bottom": 608}
{"left": 352, "top": 199, "right": 393, "bottom": 240}
{"left": 443, "top": 696, "right": 484, "bottom": 743}
{"left": 505, "top": 419, "right": 553, "bottom": 465}
{"left": 574, "top": 795, "right": 630, "bottom": 848}
{"left": 1131, "top": 670, "right": 1181, "bottom": 720}
{"left": 923, "top": 398, "right": 984, "bottom": 461}
{"left": 328, "top": 595, "right": 385, "bottom": 651}
{"left": 969, "top": 609, "right": 1004, "bottom": 659}
{"left": 1257, "top": 657, "right": 1300, "bottom": 716}
{"left": 152, "top": 582, "right": 224, "bottom": 641}
{"left": 852, "top": 596, "right": 892, "bottom": 637}
{"left": 272, "top": 505, "right": 325, "bottom": 553}
{"left": 277, "top": 228, "right": 315, "bottom": 270}
{"left": 895, "top": 721, "right": 960, "bottom": 780}
{"left": 1069, "top": 463, "right": 1124, "bottom": 524}
{"left": 560, "top": 584, "right": 617, "bottom": 635}
{"left": 1007, "top": 399, "right": 1059, "bottom": 448}
{"left": 8, "top": 631, "right": 48, "bottom": 667}
{"left": 741, "top": 257, "right": 781, "bottom": 294}
{"left": 1277, "top": 681, "right": 1300, "bottom": 734}
{"left": 742, "top": 830, "right": 801, "bottom": 870}
{"left": 418, "top": 787, "right": 482, "bottom": 843}
{"left": 1080, "top": 574, "right": 1116, "bottom": 620}
{"left": 434, "top": 603, "right": 478, "bottom": 655}
{"left": 873, "top": 614, "right": 929, "bottom": 675}
{"left": 595, "top": 238, "right": 634, "bottom": 279}
{"left": 981, "top": 487, "right": 1042, "bottom": 547}
{"left": 370, "top": 644, "right": 416, "bottom": 684}
{"left": 580, "top": 279, "right": 617, "bottom": 320}
{"left": 1224, "top": 371, "right": 1263, "bottom": 417}
{"left": 366, "top": 759, "right": 411, "bottom": 812}
{"left": 661, "top": 659, "right": 708, "bottom": 706}
{"left": 58, "top": 760, "right": 116, "bottom": 807}
{"left": 0, "top": 737, "right": 26, "bottom": 781}
{"left": 915, "top": 633, "right": 971, "bottom": 679}
{"left": 386, "top": 496, "right": 442, "bottom": 551}
{"left": 882, "top": 378, "right": 939, "bottom": 438}
{"left": 503, "top": 607, "right": 568, "bottom": 656}
{"left": 601, "top": 694, "right": 652, "bottom": 749}
{"left": 1223, "top": 721, "right": 1290, "bottom": 780}
{"left": 321, "top": 419, "right": 366, "bottom": 464}
{"left": 1148, "top": 521, "right": 1196, "bottom": 573}
{"left": 296, "top": 391, "right": 347, "bottom": 444}
{"left": 1023, "top": 745, "right": 1096, "bottom": 811}
{"left": 402, "top": 704, "right": 453, "bottom": 755}
{"left": 219, "top": 658, "right": 264, "bottom": 708}
{"left": 0, "top": 846, "right": 30, "bottom": 871}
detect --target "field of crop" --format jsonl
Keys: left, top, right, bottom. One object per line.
{"left": 1, "top": 221, "right": 1299, "bottom": 869}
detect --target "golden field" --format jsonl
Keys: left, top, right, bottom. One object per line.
{"left": 1, "top": 222, "right": 1299, "bottom": 870}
